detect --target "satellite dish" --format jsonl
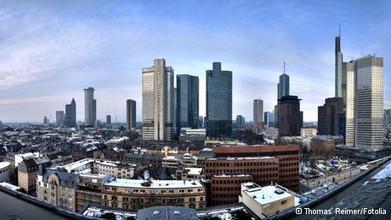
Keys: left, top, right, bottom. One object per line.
{"left": 143, "top": 170, "right": 150, "bottom": 180}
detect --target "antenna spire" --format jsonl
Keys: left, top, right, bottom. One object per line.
{"left": 338, "top": 24, "right": 341, "bottom": 37}
{"left": 283, "top": 61, "right": 286, "bottom": 74}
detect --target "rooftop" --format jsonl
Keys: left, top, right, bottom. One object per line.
{"left": 104, "top": 179, "right": 203, "bottom": 189}
{"left": 0, "top": 162, "right": 10, "bottom": 169}
{"left": 241, "top": 183, "right": 295, "bottom": 205}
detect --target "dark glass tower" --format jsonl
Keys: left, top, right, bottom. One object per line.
{"left": 176, "top": 74, "right": 199, "bottom": 131}
{"left": 206, "top": 62, "right": 232, "bottom": 138}
{"left": 64, "top": 98, "right": 76, "bottom": 127}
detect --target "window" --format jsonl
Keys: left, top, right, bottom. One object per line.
{"left": 281, "top": 200, "right": 287, "bottom": 205}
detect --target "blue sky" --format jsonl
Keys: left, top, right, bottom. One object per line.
{"left": 0, "top": 0, "right": 390, "bottom": 122}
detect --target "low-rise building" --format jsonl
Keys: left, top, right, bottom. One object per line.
{"left": 18, "top": 158, "right": 50, "bottom": 194}
{"left": 102, "top": 179, "right": 206, "bottom": 210}
{"left": 239, "top": 182, "right": 299, "bottom": 219}
{"left": 136, "top": 206, "right": 199, "bottom": 220}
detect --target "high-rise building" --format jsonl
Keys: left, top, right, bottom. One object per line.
{"left": 142, "top": 58, "right": 174, "bottom": 141}
{"left": 126, "top": 99, "right": 136, "bottom": 130}
{"left": 206, "top": 62, "right": 232, "bottom": 138}
{"left": 334, "top": 28, "right": 348, "bottom": 104}
{"left": 346, "top": 56, "right": 384, "bottom": 151}
{"left": 318, "top": 97, "right": 345, "bottom": 136}
{"left": 236, "top": 115, "right": 245, "bottom": 128}
{"left": 264, "top": 111, "right": 275, "bottom": 128}
{"left": 253, "top": 99, "right": 263, "bottom": 132}
{"left": 176, "top": 74, "right": 199, "bottom": 131}
{"left": 56, "top": 111, "right": 64, "bottom": 126}
{"left": 385, "top": 109, "right": 391, "bottom": 127}
{"left": 64, "top": 98, "right": 77, "bottom": 127}
{"left": 106, "top": 115, "right": 111, "bottom": 125}
{"left": 84, "top": 87, "right": 96, "bottom": 127}
{"left": 278, "top": 95, "right": 302, "bottom": 137}
{"left": 43, "top": 116, "right": 48, "bottom": 125}
{"left": 275, "top": 63, "right": 290, "bottom": 128}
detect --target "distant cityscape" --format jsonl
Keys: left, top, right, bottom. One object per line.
{"left": 0, "top": 2, "right": 391, "bottom": 220}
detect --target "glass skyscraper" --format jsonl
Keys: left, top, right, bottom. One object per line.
{"left": 345, "top": 56, "right": 384, "bottom": 151}
{"left": 176, "top": 74, "right": 199, "bottom": 131}
{"left": 206, "top": 62, "right": 232, "bottom": 138}
{"left": 64, "top": 98, "right": 76, "bottom": 127}
{"left": 142, "top": 58, "right": 174, "bottom": 141}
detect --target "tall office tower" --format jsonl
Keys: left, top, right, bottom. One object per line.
{"left": 43, "top": 116, "right": 48, "bottom": 125}
{"left": 142, "top": 58, "right": 174, "bottom": 141}
{"left": 345, "top": 61, "right": 356, "bottom": 147}
{"left": 385, "top": 109, "right": 391, "bottom": 127}
{"left": 236, "top": 115, "right": 245, "bottom": 128}
{"left": 356, "top": 56, "right": 384, "bottom": 151}
{"left": 253, "top": 99, "right": 264, "bottom": 132}
{"left": 64, "top": 98, "right": 77, "bottom": 127}
{"left": 206, "top": 62, "right": 232, "bottom": 138}
{"left": 334, "top": 29, "right": 348, "bottom": 103}
{"left": 346, "top": 56, "right": 384, "bottom": 151}
{"left": 126, "top": 99, "right": 136, "bottom": 130}
{"left": 176, "top": 74, "right": 199, "bottom": 131}
{"left": 264, "top": 111, "right": 275, "bottom": 128}
{"left": 106, "top": 115, "right": 111, "bottom": 125}
{"left": 318, "top": 97, "right": 345, "bottom": 136}
{"left": 276, "top": 63, "right": 290, "bottom": 128}
{"left": 55, "top": 111, "right": 64, "bottom": 126}
{"left": 84, "top": 87, "right": 96, "bottom": 127}
{"left": 278, "top": 95, "right": 302, "bottom": 137}
{"left": 93, "top": 99, "right": 97, "bottom": 127}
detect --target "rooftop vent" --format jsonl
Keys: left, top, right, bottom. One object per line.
{"left": 152, "top": 211, "right": 160, "bottom": 216}
{"left": 174, "top": 211, "right": 181, "bottom": 215}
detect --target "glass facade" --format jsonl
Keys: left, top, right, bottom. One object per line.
{"left": 206, "top": 62, "right": 232, "bottom": 138}
{"left": 176, "top": 74, "right": 199, "bottom": 130}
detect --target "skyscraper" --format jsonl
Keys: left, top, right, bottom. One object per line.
{"left": 253, "top": 99, "right": 263, "bottom": 132}
{"left": 236, "top": 115, "right": 245, "bottom": 128}
{"left": 142, "top": 59, "right": 174, "bottom": 141}
{"left": 55, "top": 111, "right": 64, "bottom": 127}
{"left": 106, "top": 115, "right": 111, "bottom": 125}
{"left": 84, "top": 87, "right": 96, "bottom": 127}
{"left": 126, "top": 99, "right": 136, "bottom": 130}
{"left": 206, "top": 62, "right": 232, "bottom": 138}
{"left": 318, "top": 97, "right": 345, "bottom": 136}
{"left": 346, "top": 56, "right": 384, "bottom": 151}
{"left": 278, "top": 95, "right": 302, "bottom": 137}
{"left": 275, "top": 63, "right": 290, "bottom": 128}
{"left": 176, "top": 74, "right": 199, "bottom": 131}
{"left": 64, "top": 98, "right": 76, "bottom": 127}
{"left": 334, "top": 27, "right": 349, "bottom": 104}
{"left": 264, "top": 111, "right": 275, "bottom": 128}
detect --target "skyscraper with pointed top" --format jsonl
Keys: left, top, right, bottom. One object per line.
{"left": 335, "top": 26, "right": 347, "bottom": 103}
{"left": 275, "top": 62, "right": 290, "bottom": 128}
{"left": 64, "top": 98, "right": 76, "bottom": 127}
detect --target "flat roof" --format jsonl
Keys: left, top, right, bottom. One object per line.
{"left": 104, "top": 179, "right": 203, "bottom": 189}
{"left": 242, "top": 183, "right": 293, "bottom": 205}
{"left": 208, "top": 156, "right": 276, "bottom": 161}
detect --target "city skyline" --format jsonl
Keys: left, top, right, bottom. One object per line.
{"left": 0, "top": 1, "right": 390, "bottom": 123}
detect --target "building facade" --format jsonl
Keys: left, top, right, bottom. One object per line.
{"left": 142, "top": 59, "right": 174, "bottom": 141}
{"left": 101, "top": 179, "right": 206, "bottom": 209}
{"left": 126, "top": 99, "right": 136, "bottom": 130}
{"left": 56, "top": 111, "right": 64, "bottom": 127}
{"left": 318, "top": 97, "right": 345, "bottom": 136}
{"left": 84, "top": 87, "right": 96, "bottom": 127}
{"left": 253, "top": 99, "right": 263, "bottom": 131}
{"left": 206, "top": 62, "right": 232, "bottom": 138}
{"left": 176, "top": 74, "right": 199, "bottom": 131}
{"left": 64, "top": 98, "right": 77, "bottom": 127}
{"left": 205, "top": 144, "right": 300, "bottom": 205}
{"left": 278, "top": 95, "right": 303, "bottom": 137}
{"left": 345, "top": 56, "right": 384, "bottom": 151}
{"left": 264, "top": 111, "right": 275, "bottom": 128}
